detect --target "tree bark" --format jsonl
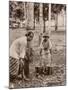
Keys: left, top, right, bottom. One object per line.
{"left": 55, "top": 13, "right": 58, "bottom": 31}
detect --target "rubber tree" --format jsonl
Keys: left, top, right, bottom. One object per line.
{"left": 34, "top": 3, "right": 40, "bottom": 29}
{"left": 51, "top": 4, "right": 66, "bottom": 31}
{"left": 43, "top": 3, "right": 49, "bottom": 33}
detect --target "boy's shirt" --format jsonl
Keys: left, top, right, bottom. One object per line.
{"left": 40, "top": 39, "right": 52, "bottom": 54}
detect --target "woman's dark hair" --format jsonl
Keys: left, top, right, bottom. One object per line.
{"left": 25, "top": 31, "right": 34, "bottom": 37}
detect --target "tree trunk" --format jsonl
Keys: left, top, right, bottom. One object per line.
{"left": 43, "top": 19, "right": 45, "bottom": 33}
{"left": 48, "top": 4, "right": 51, "bottom": 33}
{"left": 27, "top": 2, "right": 34, "bottom": 30}
{"left": 39, "top": 3, "right": 43, "bottom": 33}
{"left": 55, "top": 13, "right": 58, "bottom": 31}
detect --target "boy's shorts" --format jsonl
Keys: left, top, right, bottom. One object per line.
{"left": 41, "top": 53, "right": 51, "bottom": 67}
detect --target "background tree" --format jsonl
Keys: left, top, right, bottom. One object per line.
{"left": 43, "top": 3, "right": 48, "bottom": 32}
{"left": 34, "top": 3, "right": 40, "bottom": 22}
{"left": 51, "top": 4, "right": 66, "bottom": 31}
{"left": 9, "top": 1, "right": 14, "bottom": 18}
{"left": 34, "top": 3, "right": 40, "bottom": 29}
{"left": 9, "top": 1, "right": 25, "bottom": 21}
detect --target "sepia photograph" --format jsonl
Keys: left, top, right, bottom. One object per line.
{"left": 9, "top": 1, "right": 66, "bottom": 89}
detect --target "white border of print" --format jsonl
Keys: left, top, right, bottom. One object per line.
{"left": 0, "top": 0, "right": 68, "bottom": 90}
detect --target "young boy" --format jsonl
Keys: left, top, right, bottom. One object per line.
{"left": 40, "top": 32, "right": 52, "bottom": 75}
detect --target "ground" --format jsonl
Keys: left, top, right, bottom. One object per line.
{"left": 9, "top": 28, "right": 66, "bottom": 88}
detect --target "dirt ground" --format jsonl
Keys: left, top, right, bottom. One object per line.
{"left": 9, "top": 29, "right": 66, "bottom": 88}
